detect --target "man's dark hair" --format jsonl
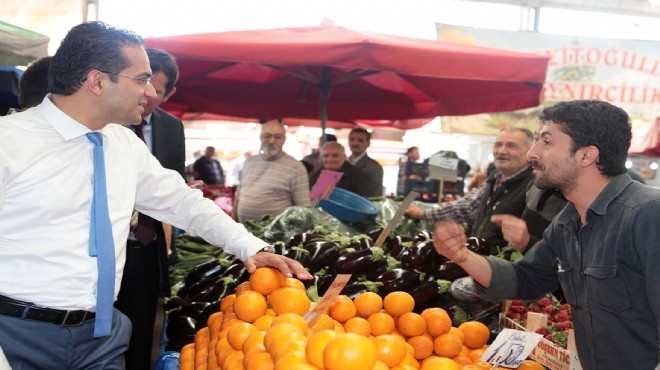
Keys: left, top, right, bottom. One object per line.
{"left": 49, "top": 21, "right": 144, "bottom": 96}
{"left": 19, "top": 56, "right": 52, "bottom": 109}
{"left": 406, "top": 146, "right": 418, "bottom": 154}
{"left": 539, "top": 100, "right": 631, "bottom": 177}
{"left": 319, "top": 133, "right": 337, "bottom": 145}
{"left": 146, "top": 47, "right": 179, "bottom": 94}
{"left": 350, "top": 128, "right": 371, "bottom": 141}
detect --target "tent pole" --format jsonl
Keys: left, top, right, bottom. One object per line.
{"left": 319, "top": 67, "right": 331, "bottom": 144}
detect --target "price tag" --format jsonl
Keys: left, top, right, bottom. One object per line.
{"left": 481, "top": 328, "right": 543, "bottom": 368}
{"left": 303, "top": 274, "right": 351, "bottom": 326}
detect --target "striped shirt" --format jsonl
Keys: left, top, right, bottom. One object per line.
{"left": 237, "top": 153, "right": 311, "bottom": 222}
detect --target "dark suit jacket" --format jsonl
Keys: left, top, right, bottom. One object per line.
{"left": 147, "top": 108, "right": 186, "bottom": 293}
{"left": 150, "top": 108, "right": 186, "bottom": 178}
{"left": 309, "top": 162, "right": 371, "bottom": 198}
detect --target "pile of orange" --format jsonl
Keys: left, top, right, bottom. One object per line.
{"left": 177, "top": 267, "right": 544, "bottom": 370}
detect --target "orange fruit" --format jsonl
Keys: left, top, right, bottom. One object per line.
{"left": 517, "top": 360, "right": 546, "bottom": 370}
{"left": 451, "top": 354, "right": 472, "bottom": 366}
{"left": 368, "top": 312, "right": 396, "bottom": 336}
{"left": 353, "top": 292, "right": 383, "bottom": 318}
{"left": 271, "top": 338, "right": 307, "bottom": 363}
{"left": 448, "top": 327, "right": 465, "bottom": 342}
{"left": 309, "top": 313, "right": 335, "bottom": 332}
{"left": 458, "top": 321, "right": 490, "bottom": 349}
{"left": 383, "top": 291, "right": 415, "bottom": 317}
{"left": 421, "top": 308, "right": 452, "bottom": 337}
{"left": 245, "top": 351, "right": 273, "bottom": 370}
{"left": 243, "top": 346, "right": 266, "bottom": 368}
{"left": 271, "top": 312, "right": 309, "bottom": 336}
{"left": 253, "top": 313, "right": 276, "bottom": 331}
{"left": 269, "top": 286, "right": 311, "bottom": 316}
{"left": 467, "top": 347, "right": 488, "bottom": 363}
{"left": 420, "top": 357, "right": 461, "bottom": 370}
{"left": 242, "top": 330, "right": 267, "bottom": 354}
{"left": 250, "top": 267, "right": 286, "bottom": 295}
{"left": 305, "top": 329, "right": 341, "bottom": 368}
{"left": 371, "top": 334, "right": 408, "bottom": 367}
{"left": 263, "top": 323, "right": 304, "bottom": 352}
{"left": 226, "top": 322, "right": 258, "bottom": 351}
{"left": 283, "top": 277, "right": 306, "bottom": 290}
{"left": 397, "top": 312, "right": 427, "bottom": 338}
{"left": 372, "top": 360, "right": 390, "bottom": 370}
{"left": 220, "top": 294, "right": 237, "bottom": 313}
{"left": 343, "top": 316, "right": 372, "bottom": 337}
{"left": 328, "top": 295, "right": 357, "bottom": 323}
{"left": 233, "top": 290, "right": 268, "bottom": 323}
{"left": 433, "top": 332, "right": 463, "bottom": 358}
{"left": 323, "top": 333, "right": 377, "bottom": 370}
{"left": 235, "top": 280, "right": 253, "bottom": 296}
{"left": 407, "top": 334, "right": 434, "bottom": 360}
{"left": 273, "top": 350, "right": 308, "bottom": 370}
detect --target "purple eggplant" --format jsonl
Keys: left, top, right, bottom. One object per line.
{"left": 283, "top": 245, "right": 311, "bottom": 266}
{"left": 465, "top": 237, "right": 490, "bottom": 256}
{"left": 334, "top": 247, "right": 387, "bottom": 278}
{"left": 375, "top": 268, "right": 422, "bottom": 295}
{"left": 187, "top": 275, "right": 222, "bottom": 299}
{"left": 432, "top": 261, "right": 468, "bottom": 281}
{"left": 410, "top": 279, "right": 452, "bottom": 312}
{"left": 386, "top": 237, "right": 415, "bottom": 260}
{"left": 341, "top": 235, "right": 374, "bottom": 253}
{"left": 184, "top": 259, "right": 222, "bottom": 288}
{"left": 303, "top": 274, "right": 335, "bottom": 296}
{"left": 222, "top": 261, "right": 249, "bottom": 284}
{"left": 414, "top": 230, "right": 434, "bottom": 243}
{"left": 287, "top": 232, "right": 324, "bottom": 249}
{"left": 400, "top": 240, "right": 446, "bottom": 272}
{"left": 195, "top": 276, "right": 236, "bottom": 303}
{"left": 303, "top": 240, "right": 340, "bottom": 272}
{"left": 341, "top": 280, "right": 383, "bottom": 299}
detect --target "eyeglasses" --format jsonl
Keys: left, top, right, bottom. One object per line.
{"left": 100, "top": 71, "right": 151, "bottom": 87}
{"left": 261, "top": 134, "right": 285, "bottom": 140}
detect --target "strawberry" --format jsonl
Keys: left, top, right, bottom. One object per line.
{"left": 511, "top": 300, "right": 524, "bottom": 306}
{"left": 536, "top": 297, "right": 552, "bottom": 307}
{"left": 554, "top": 320, "right": 572, "bottom": 330}
{"left": 554, "top": 310, "right": 571, "bottom": 322}
{"left": 543, "top": 305, "right": 555, "bottom": 314}
{"left": 509, "top": 305, "right": 528, "bottom": 314}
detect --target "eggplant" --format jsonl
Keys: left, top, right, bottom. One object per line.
{"left": 222, "top": 260, "right": 249, "bottom": 284}
{"left": 465, "top": 237, "right": 490, "bottom": 256}
{"left": 178, "top": 301, "right": 211, "bottom": 322}
{"left": 165, "top": 315, "right": 197, "bottom": 352}
{"left": 375, "top": 268, "right": 422, "bottom": 295}
{"left": 414, "top": 230, "right": 433, "bottom": 243}
{"left": 184, "top": 259, "right": 222, "bottom": 287}
{"left": 187, "top": 275, "right": 222, "bottom": 299}
{"left": 303, "top": 240, "right": 340, "bottom": 272}
{"left": 303, "top": 274, "right": 335, "bottom": 296}
{"left": 272, "top": 241, "right": 287, "bottom": 255}
{"left": 196, "top": 300, "right": 221, "bottom": 330}
{"left": 432, "top": 261, "right": 468, "bottom": 281}
{"left": 197, "top": 276, "right": 237, "bottom": 303}
{"left": 341, "top": 235, "right": 373, "bottom": 253}
{"left": 333, "top": 247, "right": 387, "bottom": 279}
{"left": 400, "top": 240, "right": 446, "bottom": 272}
{"left": 283, "top": 245, "right": 311, "bottom": 266}
{"left": 287, "top": 232, "right": 324, "bottom": 248}
{"left": 384, "top": 235, "right": 414, "bottom": 255}
{"left": 341, "top": 280, "right": 382, "bottom": 300}
{"left": 410, "top": 279, "right": 452, "bottom": 313}
{"left": 164, "top": 296, "right": 190, "bottom": 311}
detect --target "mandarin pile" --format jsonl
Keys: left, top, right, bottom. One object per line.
{"left": 178, "top": 267, "right": 542, "bottom": 370}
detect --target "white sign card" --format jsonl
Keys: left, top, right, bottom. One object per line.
{"left": 428, "top": 155, "right": 458, "bottom": 182}
{"left": 481, "top": 328, "right": 543, "bottom": 368}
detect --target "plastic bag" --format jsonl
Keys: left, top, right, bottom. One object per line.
{"left": 371, "top": 198, "right": 437, "bottom": 237}
{"left": 262, "top": 206, "right": 356, "bottom": 243}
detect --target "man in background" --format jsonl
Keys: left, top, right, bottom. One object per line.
{"left": 114, "top": 47, "right": 186, "bottom": 370}
{"left": 310, "top": 141, "right": 371, "bottom": 197}
{"left": 18, "top": 56, "right": 53, "bottom": 110}
{"left": 406, "top": 128, "right": 535, "bottom": 252}
{"left": 235, "top": 120, "right": 311, "bottom": 222}
{"left": 194, "top": 146, "right": 225, "bottom": 185}
{"left": 302, "top": 133, "right": 337, "bottom": 174}
{"left": 348, "top": 128, "right": 383, "bottom": 197}
{"left": 396, "top": 146, "right": 422, "bottom": 196}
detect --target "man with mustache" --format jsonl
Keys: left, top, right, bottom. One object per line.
{"left": 406, "top": 127, "right": 534, "bottom": 252}
{"left": 432, "top": 100, "right": 660, "bottom": 370}
{"left": 234, "top": 120, "right": 311, "bottom": 223}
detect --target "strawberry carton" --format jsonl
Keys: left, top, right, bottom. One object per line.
{"left": 501, "top": 300, "right": 582, "bottom": 370}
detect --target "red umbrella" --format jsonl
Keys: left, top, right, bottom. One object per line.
{"left": 145, "top": 25, "right": 548, "bottom": 132}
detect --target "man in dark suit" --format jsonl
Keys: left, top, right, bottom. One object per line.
{"left": 115, "top": 47, "right": 186, "bottom": 370}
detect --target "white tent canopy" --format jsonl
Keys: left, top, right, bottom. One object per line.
{"left": 0, "top": 20, "right": 49, "bottom": 66}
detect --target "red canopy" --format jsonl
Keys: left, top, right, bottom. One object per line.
{"left": 145, "top": 25, "right": 548, "bottom": 130}
{"left": 629, "top": 118, "right": 660, "bottom": 157}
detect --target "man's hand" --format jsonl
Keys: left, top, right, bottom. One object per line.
{"left": 490, "top": 214, "right": 530, "bottom": 252}
{"left": 244, "top": 252, "right": 313, "bottom": 280}
{"left": 432, "top": 220, "right": 469, "bottom": 263}
{"left": 406, "top": 203, "right": 424, "bottom": 219}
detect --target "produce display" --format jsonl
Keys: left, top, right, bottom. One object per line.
{"left": 505, "top": 295, "right": 574, "bottom": 349}
{"left": 176, "top": 266, "right": 546, "bottom": 370}
{"left": 166, "top": 225, "right": 502, "bottom": 353}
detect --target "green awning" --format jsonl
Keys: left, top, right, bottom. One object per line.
{"left": 0, "top": 20, "right": 50, "bottom": 66}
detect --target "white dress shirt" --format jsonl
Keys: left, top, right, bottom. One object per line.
{"left": 0, "top": 96, "right": 266, "bottom": 311}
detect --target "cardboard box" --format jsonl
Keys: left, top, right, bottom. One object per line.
{"left": 500, "top": 312, "right": 582, "bottom": 370}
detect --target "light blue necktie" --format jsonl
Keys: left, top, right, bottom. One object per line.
{"left": 86, "top": 132, "right": 116, "bottom": 338}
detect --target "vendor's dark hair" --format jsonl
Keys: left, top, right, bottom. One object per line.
{"left": 49, "top": 21, "right": 144, "bottom": 96}
{"left": 19, "top": 56, "right": 52, "bottom": 109}
{"left": 406, "top": 146, "right": 419, "bottom": 154}
{"left": 539, "top": 100, "right": 631, "bottom": 177}
{"left": 350, "top": 128, "right": 371, "bottom": 141}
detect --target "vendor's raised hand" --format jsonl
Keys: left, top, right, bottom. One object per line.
{"left": 491, "top": 214, "right": 530, "bottom": 252}
{"left": 244, "top": 252, "right": 313, "bottom": 280}
{"left": 432, "top": 220, "right": 469, "bottom": 263}
{"left": 405, "top": 203, "right": 424, "bottom": 219}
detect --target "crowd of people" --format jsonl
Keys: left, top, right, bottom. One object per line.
{"left": 1, "top": 19, "right": 658, "bottom": 370}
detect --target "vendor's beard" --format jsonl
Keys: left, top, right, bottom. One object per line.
{"left": 260, "top": 145, "right": 280, "bottom": 160}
